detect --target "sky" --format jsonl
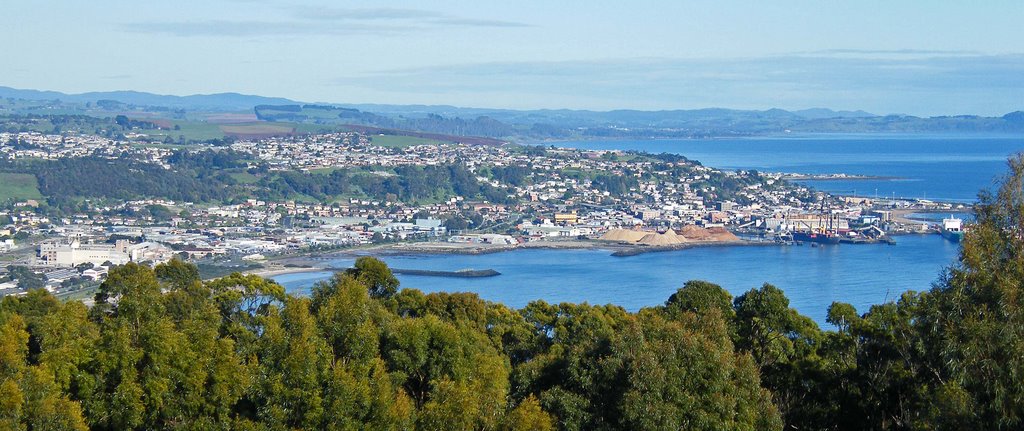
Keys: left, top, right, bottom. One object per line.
{"left": 3, "top": 0, "right": 1023, "bottom": 116}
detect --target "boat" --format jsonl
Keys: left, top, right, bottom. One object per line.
{"left": 940, "top": 216, "right": 964, "bottom": 242}
{"left": 789, "top": 203, "right": 842, "bottom": 245}
{"left": 773, "top": 231, "right": 794, "bottom": 245}
{"left": 792, "top": 230, "right": 841, "bottom": 245}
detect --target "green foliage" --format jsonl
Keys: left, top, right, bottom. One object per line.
{"left": 664, "top": 280, "right": 736, "bottom": 327}
{"left": 0, "top": 147, "right": 510, "bottom": 207}
{"left": 5, "top": 266, "right": 45, "bottom": 290}
{"left": 0, "top": 259, "right": 783, "bottom": 430}
{"left": 0, "top": 172, "right": 42, "bottom": 202}
{"left": 2, "top": 156, "right": 1024, "bottom": 430}
{"left": 0, "top": 156, "right": 237, "bottom": 208}
{"left": 346, "top": 256, "right": 400, "bottom": 299}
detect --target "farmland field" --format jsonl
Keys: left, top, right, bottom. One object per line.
{"left": 368, "top": 135, "right": 444, "bottom": 148}
{"left": 0, "top": 173, "right": 43, "bottom": 201}
{"left": 138, "top": 121, "right": 225, "bottom": 141}
{"left": 228, "top": 172, "right": 260, "bottom": 184}
{"left": 220, "top": 122, "right": 296, "bottom": 138}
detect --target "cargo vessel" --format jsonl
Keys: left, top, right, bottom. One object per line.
{"left": 940, "top": 216, "right": 964, "bottom": 242}
{"left": 792, "top": 230, "right": 842, "bottom": 245}
{"left": 790, "top": 205, "right": 842, "bottom": 245}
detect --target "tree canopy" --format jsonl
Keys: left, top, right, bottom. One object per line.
{"left": 1, "top": 156, "right": 1024, "bottom": 430}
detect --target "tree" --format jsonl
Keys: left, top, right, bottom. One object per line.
{"left": 154, "top": 258, "right": 201, "bottom": 290}
{"left": 906, "top": 154, "right": 1024, "bottom": 429}
{"left": 346, "top": 256, "right": 399, "bottom": 299}
{"left": 146, "top": 204, "right": 173, "bottom": 222}
{"left": 664, "top": 280, "right": 736, "bottom": 333}
{"left": 732, "top": 283, "right": 823, "bottom": 428}
{"left": 500, "top": 396, "right": 554, "bottom": 431}
{"left": 0, "top": 307, "right": 89, "bottom": 430}
{"left": 613, "top": 311, "right": 781, "bottom": 430}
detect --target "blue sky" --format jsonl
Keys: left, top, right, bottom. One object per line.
{"left": 3, "top": 0, "right": 1023, "bottom": 115}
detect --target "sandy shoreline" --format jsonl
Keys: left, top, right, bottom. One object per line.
{"left": 248, "top": 266, "right": 327, "bottom": 278}
{"left": 246, "top": 238, "right": 758, "bottom": 279}
{"left": 244, "top": 231, "right": 942, "bottom": 279}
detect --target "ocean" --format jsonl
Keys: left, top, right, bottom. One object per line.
{"left": 275, "top": 134, "right": 1022, "bottom": 326}
{"left": 275, "top": 235, "right": 958, "bottom": 326}
{"left": 555, "top": 135, "right": 1022, "bottom": 202}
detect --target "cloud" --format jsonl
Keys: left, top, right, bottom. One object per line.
{"left": 120, "top": 20, "right": 406, "bottom": 37}
{"left": 335, "top": 54, "right": 1024, "bottom": 115}
{"left": 122, "top": 6, "right": 530, "bottom": 37}
{"left": 432, "top": 17, "right": 531, "bottom": 28}
{"left": 291, "top": 7, "right": 444, "bottom": 21}
{"left": 803, "top": 48, "right": 982, "bottom": 57}
{"left": 290, "top": 6, "right": 530, "bottom": 27}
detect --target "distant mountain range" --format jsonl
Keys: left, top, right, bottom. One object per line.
{"left": 0, "top": 85, "right": 876, "bottom": 119}
{"left": 2, "top": 85, "right": 1022, "bottom": 138}
{"left": 0, "top": 86, "right": 294, "bottom": 111}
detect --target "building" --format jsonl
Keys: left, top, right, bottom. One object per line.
{"left": 763, "top": 216, "right": 851, "bottom": 232}
{"left": 639, "top": 210, "right": 661, "bottom": 221}
{"left": 554, "top": 212, "right": 579, "bottom": 225}
{"left": 448, "top": 234, "right": 517, "bottom": 245}
{"left": 38, "top": 239, "right": 130, "bottom": 267}
{"left": 524, "top": 225, "right": 581, "bottom": 238}
{"left": 126, "top": 242, "right": 175, "bottom": 264}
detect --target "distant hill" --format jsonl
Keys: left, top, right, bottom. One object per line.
{"left": 1, "top": 86, "right": 1021, "bottom": 139}
{"left": 0, "top": 86, "right": 297, "bottom": 111}
{"left": 258, "top": 103, "right": 1023, "bottom": 139}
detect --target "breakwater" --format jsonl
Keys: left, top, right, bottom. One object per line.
{"left": 321, "top": 267, "right": 500, "bottom": 278}
{"left": 391, "top": 268, "right": 501, "bottom": 278}
{"left": 275, "top": 234, "right": 960, "bottom": 325}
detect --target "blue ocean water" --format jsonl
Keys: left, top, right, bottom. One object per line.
{"left": 276, "top": 135, "right": 1022, "bottom": 326}
{"left": 275, "top": 235, "right": 959, "bottom": 326}
{"left": 555, "top": 135, "right": 1022, "bottom": 202}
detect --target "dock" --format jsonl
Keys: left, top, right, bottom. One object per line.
{"left": 321, "top": 267, "right": 500, "bottom": 278}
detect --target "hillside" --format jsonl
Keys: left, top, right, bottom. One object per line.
{"left": 2, "top": 86, "right": 1022, "bottom": 139}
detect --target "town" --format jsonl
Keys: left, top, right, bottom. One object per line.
{"left": 0, "top": 128, "right": 968, "bottom": 298}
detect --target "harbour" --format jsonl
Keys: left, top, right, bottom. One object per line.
{"left": 274, "top": 135, "right": 1020, "bottom": 326}
{"left": 275, "top": 233, "right": 960, "bottom": 326}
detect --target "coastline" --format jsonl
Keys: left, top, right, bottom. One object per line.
{"left": 247, "top": 238, "right": 761, "bottom": 279}
{"left": 784, "top": 174, "right": 905, "bottom": 181}
{"left": 247, "top": 229, "right": 942, "bottom": 280}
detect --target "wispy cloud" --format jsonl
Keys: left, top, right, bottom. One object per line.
{"left": 122, "top": 6, "right": 530, "bottom": 37}
{"left": 334, "top": 54, "right": 1024, "bottom": 115}
{"left": 804, "top": 48, "right": 982, "bottom": 57}
{"left": 432, "top": 17, "right": 531, "bottom": 28}
{"left": 290, "top": 6, "right": 530, "bottom": 27}
{"left": 120, "top": 20, "right": 407, "bottom": 37}
{"left": 291, "top": 7, "right": 444, "bottom": 21}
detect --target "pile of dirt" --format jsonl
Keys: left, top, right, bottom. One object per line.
{"left": 602, "top": 226, "right": 740, "bottom": 244}
{"left": 706, "top": 227, "right": 740, "bottom": 242}
{"left": 678, "top": 225, "right": 713, "bottom": 240}
{"left": 637, "top": 230, "right": 688, "bottom": 246}
{"left": 677, "top": 225, "right": 740, "bottom": 242}
{"left": 599, "top": 228, "right": 649, "bottom": 242}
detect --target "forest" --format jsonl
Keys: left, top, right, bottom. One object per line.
{"left": 0, "top": 153, "right": 516, "bottom": 212}
{"left": 1, "top": 159, "right": 1023, "bottom": 430}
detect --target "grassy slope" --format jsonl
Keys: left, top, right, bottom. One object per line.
{"left": 368, "top": 135, "right": 444, "bottom": 148}
{"left": 0, "top": 173, "right": 42, "bottom": 201}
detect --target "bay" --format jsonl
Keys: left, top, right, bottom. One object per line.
{"left": 276, "top": 135, "right": 1020, "bottom": 326}
{"left": 555, "top": 135, "right": 1022, "bottom": 202}
{"left": 275, "top": 235, "right": 959, "bottom": 326}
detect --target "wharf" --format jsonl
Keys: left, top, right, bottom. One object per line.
{"left": 322, "top": 267, "right": 501, "bottom": 278}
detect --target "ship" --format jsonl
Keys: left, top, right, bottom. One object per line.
{"left": 792, "top": 230, "right": 842, "bottom": 245}
{"left": 789, "top": 203, "right": 842, "bottom": 245}
{"left": 940, "top": 216, "right": 964, "bottom": 242}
